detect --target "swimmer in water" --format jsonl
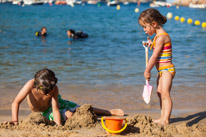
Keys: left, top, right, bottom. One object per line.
{"left": 67, "top": 29, "right": 88, "bottom": 40}
{"left": 35, "top": 27, "right": 47, "bottom": 37}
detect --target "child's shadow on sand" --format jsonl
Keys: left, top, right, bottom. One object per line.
{"left": 121, "top": 125, "right": 140, "bottom": 135}
{"left": 170, "top": 111, "right": 206, "bottom": 126}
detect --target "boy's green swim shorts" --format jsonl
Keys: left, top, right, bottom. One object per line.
{"left": 41, "top": 94, "right": 79, "bottom": 122}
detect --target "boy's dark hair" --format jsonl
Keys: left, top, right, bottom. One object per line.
{"left": 41, "top": 27, "right": 47, "bottom": 31}
{"left": 68, "top": 29, "right": 75, "bottom": 35}
{"left": 34, "top": 68, "right": 58, "bottom": 94}
{"left": 138, "top": 8, "right": 167, "bottom": 26}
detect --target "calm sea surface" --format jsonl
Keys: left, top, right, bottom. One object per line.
{"left": 0, "top": 3, "right": 206, "bottom": 87}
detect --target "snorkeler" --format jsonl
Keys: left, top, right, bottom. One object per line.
{"left": 35, "top": 27, "right": 47, "bottom": 37}
{"left": 67, "top": 29, "right": 88, "bottom": 40}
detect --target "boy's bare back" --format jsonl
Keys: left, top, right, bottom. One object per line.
{"left": 26, "top": 79, "right": 56, "bottom": 112}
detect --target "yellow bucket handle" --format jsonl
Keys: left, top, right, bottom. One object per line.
{"left": 101, "top": 117, "right": 128, "bottom": 134}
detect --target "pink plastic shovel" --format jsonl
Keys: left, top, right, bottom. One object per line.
{"left": 142, "top": 80, "right": 153, "bottom": 104}
{"left": 142, "top": 41, "right": 153, "bottom": 104}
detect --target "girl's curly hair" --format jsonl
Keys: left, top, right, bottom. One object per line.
{"left": 138, "top": 8, "right": 167, "bottom": 26}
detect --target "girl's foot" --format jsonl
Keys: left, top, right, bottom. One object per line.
{"left": 153, "top": 118, "right": 169, "bottom": 125}
{"left": 153, "top": 118, "right": 162, "bottom": 123}
{"left": 109, "top": 109, "right": 124, "bottom": 116}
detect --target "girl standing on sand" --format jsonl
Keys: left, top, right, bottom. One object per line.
{"left": 138, "top": 8, "right": 175, "bottom": 125}
{"left": 6, "top": 68, "right": 124, "bottom": 125}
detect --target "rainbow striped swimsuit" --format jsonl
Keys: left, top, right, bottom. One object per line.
{"left": 158, "top": 64, "right": 175, "bottom": 77}
{"left": 150, "top": 33, "right": 172, "bottom": 63}
{"left": 150, "top": 33, "right": 175, "bottom": 77}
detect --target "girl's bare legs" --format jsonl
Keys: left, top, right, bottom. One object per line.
{"left": 153, "top": 71, "right": 173, "bottom": 125}
{"left": 153, "top": 75, "right": 163, "bottom": 123}
{"left": 92, "top": 107, "right": 124, "bottom": 116}
{"left": 161, "top": 71, "right": 173, "bottom": 124}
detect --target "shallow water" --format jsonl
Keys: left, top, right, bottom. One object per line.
{"left": 0, "top": 3, "right": 206, "bottom": 87}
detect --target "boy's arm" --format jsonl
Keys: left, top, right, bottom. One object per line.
{"left": 51, "top": 86, "right": 62, "bottom": 125}
{"left": 144, "top": 36, "right": 164, "bottom": 80}
{"left": 12, "top": 79, "right": 34, "bottom": 123}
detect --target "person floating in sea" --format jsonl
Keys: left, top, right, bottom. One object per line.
{"left": 35, "top": 27, "right": 47, "bottom": 37}
{"left": 5, "top": 69, "right": 124, "bottom": 126}
{"left": 67, "top": 29, "right": 88, "bottom": 40}
{"left": 138, "top": 8, "right": 175, "bottom": 125}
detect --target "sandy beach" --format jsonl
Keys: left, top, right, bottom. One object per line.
{"left": 1, "top": 1, "right": 206, "bottom": 136}
{"left": 0, "top": 84, "right": 206, "bottom": 137}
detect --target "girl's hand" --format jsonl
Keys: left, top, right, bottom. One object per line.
{"left": 142, "top": 37, "right": 152, "bottom": 47}
{"left": 147, "top": 37, "right": 152, "bottom": 47}
{"left": 144, "top": 71, "right": 151, "bottom": 81}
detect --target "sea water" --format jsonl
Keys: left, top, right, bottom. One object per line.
{"left": 0, "top": 3, "right": 206, "bottom": 87}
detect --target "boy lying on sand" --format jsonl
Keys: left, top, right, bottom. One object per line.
{"left": 6, "top": 68, "right": 124, "bottom": 125}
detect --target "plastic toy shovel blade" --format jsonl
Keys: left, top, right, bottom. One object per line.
{"left": 142, "top": 80, "right": 153, "bottom": 104}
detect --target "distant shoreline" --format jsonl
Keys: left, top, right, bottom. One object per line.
{"left": 1, "top": 0, "right": 206, "bottom": 7}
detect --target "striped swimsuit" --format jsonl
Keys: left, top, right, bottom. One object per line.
{"left": 151, "top": 33, "right": 175, "bottom": 77}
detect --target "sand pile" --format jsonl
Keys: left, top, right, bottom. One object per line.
{"left": 22, "top": 112, "right": 53, "bottom": 125}
{"left": 64, "top": 104, "right": 97, "bottom": 129}
{"left": 0, "top": 104, "right": 97, "bottom": 129}
{"left": 123, "top": 114, "right": 206, "bottom": 137}
{"left": 0, "top": 104, "right": 98, "bottom": 137}
{"left": 0, "top": 108, "right": 206, "bottom": 137}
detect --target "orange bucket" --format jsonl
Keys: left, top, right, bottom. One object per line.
{"left": 101, "top": 117, "right": 127, "bottom": 134}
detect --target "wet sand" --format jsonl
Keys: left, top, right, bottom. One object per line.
{"left": 0, "top": 84, "right": 206, "bottom": 136}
